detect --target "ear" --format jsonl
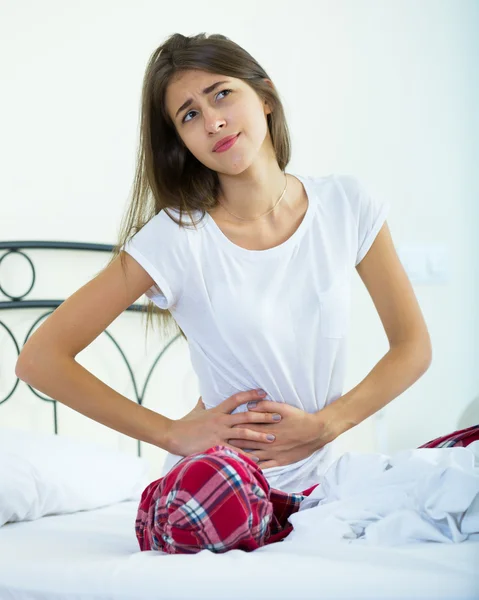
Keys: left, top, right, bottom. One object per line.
{"left": 263, "top": 78, "right": 275, "bottom": 90}
{"left": 263, "top": 79, "right": 274, "bottom": 115}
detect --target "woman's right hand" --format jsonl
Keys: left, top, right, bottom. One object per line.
{"left": 166, "top": 390, "right": 280, "bottom": 462}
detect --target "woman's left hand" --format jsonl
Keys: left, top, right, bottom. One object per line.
{"left": 228, "top": 400, "right": 336, "bottom": 469}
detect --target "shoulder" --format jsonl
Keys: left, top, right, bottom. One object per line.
{"left": 296, "top": 172, "right": 360, "bottom": 215}
{"left": 137, "top": 206, "right": 206, "bottom": 237}
{"left": 327, "top": 174, "right": 390, "bottom": 222}
{"left": 124, "top": 206, "right": 207, "bottom": 259}
{"left": 304, "top": 173, "right": 363, "bottom": 199}
{"left": 304, "top": 173, "right": 376, "bottom": 218}
{"left": 331, "top": 174, "right": 364, "bottom": 211}
{"left": 295, "top": 172, "right": 360, "bottom": 197}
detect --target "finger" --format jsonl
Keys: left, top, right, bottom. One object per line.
{"left": 227, "top": 439, "right": 271, "bottom": 450}
{"left": 239, "top": 449, "right": 273, "bottom": 467}
{"left": 227, "top": 427, "right": 276, "bottom": 445}
{"left": 247, "top": 400, "right": 283, "bottom": 413}
{"left": 230, "top": 410, "right": 281, "bottom": 426}
{"left": 243, "top": 450, "right": 272, "bottom": 464}
{"left": 214, "top": 389, "right": 267, "bottom": 414}
{"left": 223, "top": 444, "right": 260, "bottom": 463}
{"left": 236, "top": 449, "right": 276, "bottom": 468}
{"left": 258, "top": 460, "right": 277, "bottom": 469}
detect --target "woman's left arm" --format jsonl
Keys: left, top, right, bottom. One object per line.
{"left": 330, "top": 220, "right": 432, "bottom": 433}
{"left": 317, "top": 339, "right": 431, "bottom": 443}
{"left": 238, "top": 340, "right": 431, "bottom": 469}
{"left": 230, "top": 222, "right": 433, "bottom": 468}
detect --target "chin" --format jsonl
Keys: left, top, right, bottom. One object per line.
{"left": 227, "top": 163, "right": 250, "bottom": 175}
{"left": 199, "top": 147, "right": 256, "bottom": 176}
{"left": 213, "top": 160, "right": 251, "bottom": 177}
{"left": 224, "top": 152, "right": 258, "bottom": 176}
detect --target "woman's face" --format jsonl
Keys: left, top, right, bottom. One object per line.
{"left": 165, "top": 69, "right": 272, "bottom": 175}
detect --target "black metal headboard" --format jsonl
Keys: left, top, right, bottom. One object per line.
{"left": 0, "top": 241, "right": 181, "bottom": 457}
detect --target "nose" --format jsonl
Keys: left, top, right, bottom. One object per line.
{"left": 204, "top": 107, "right": 226, "bottom": 134}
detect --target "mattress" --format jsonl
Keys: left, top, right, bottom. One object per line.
{"left": 0, "top": 500, "right": 477, "bottom": 600}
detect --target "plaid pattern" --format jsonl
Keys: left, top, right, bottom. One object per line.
{"left": 136, "top": 425, "right": 479, "bottom": 554}
{"left": 135, "top": 445, "right": 314, "bottom": 554}
{"left": 417, "top": 423, "right": 479, "bottom": 448}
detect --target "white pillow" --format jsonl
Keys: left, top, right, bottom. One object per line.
{"left": 0, "top": 452, "right": 39, "bottom": 526}
{"left": 0, "top": 427, "right": 151, "bottom": 527}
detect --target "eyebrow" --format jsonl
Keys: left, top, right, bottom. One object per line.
{"left": 174, "top": 80, "right": 231, "bottom": 119}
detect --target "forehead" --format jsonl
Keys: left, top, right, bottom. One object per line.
{"left": 168, "top": 69, "right": 233, "bottom": 94}
{"left": 165, "top": 70, "right": 241, "bottom": 111}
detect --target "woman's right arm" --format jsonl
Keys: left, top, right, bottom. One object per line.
{"left": 15, "top": 251, "right": 175, "bottom": 451}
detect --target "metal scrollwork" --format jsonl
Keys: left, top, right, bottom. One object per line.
{"left": 0, "top": 241, "right": 180, "bottom": 457}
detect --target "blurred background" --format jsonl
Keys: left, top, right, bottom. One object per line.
{"left": 1, "top": 0, "right": 478, "bottom": 480}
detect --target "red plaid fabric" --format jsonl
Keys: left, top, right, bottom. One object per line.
{"left": 136, "top": 425, "right": 479, "bottom": 554}
{"left": 417, "top": 424, "right": 479, "bottom": 448}
{"left": 135, "top": 445, "right": 317, "bottom": 554}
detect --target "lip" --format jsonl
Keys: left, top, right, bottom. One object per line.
{"left": 213, "top": 133, "right": 240, "bottom": 152}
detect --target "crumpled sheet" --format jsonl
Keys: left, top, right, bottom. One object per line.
{"left": 283, "top": 440, "right": 479, "bottom": 546}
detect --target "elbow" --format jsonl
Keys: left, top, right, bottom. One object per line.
{"left": 389, "top": 317, "right": 433, "bottom": 371}
{"left": 15, "top": 350, "right": 37, "bottom": 383}
{"left": 421, "top": 333, "right": 433, "bottom": 371}
{"left": 416, "top": 340, "right": 433, "bottom": 374}
{"left": 16, "top": 342, "right": 72, "bottom": 386}
{"left": 414, "top": 337, "right": 433, "bottom": 373}
{"left": 15, "top": 343, "right": 53, "bottom": 384}
{"left": 390, "top": 336, "right": 433, "bottom": 373}
{"left": 420, "top": 350, "right": 433, "bottom": 374}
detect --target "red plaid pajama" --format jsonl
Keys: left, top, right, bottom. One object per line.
{"left": 135, "top": 424, "right": 479, "bottom": 554}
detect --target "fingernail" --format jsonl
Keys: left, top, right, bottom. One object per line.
{"left": 247, "top": 401, "right": 257, "bottom": 408}
{"left": 272, "top": 414, "right": 281, "bottom": 421}
{"left": 267, "top": 434, "right": 275, "bottom": 441}
{"left": 257, "top": 389, "right": 267, "bottom": 396}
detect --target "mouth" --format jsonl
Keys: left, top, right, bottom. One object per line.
{"left": 213, "top": 133, "right": 240, "bottom": 153}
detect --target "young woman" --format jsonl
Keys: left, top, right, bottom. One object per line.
{"left": 15, "top": 32, "right": 478, "bottom": 555}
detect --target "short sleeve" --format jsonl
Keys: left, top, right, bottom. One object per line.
{"left": 335, "top": 175, "right": 391, "bottom": 267}
{"left": 121, "top": 210, "right": 187, "bottom": 310}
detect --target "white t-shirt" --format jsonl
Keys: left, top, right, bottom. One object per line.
{"left": 123, "top": 173, "right": 390, "bottom": 492}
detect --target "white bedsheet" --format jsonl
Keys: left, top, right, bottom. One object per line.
{"left": 286, "top": 441, "right": 479, "bottom": 546}
{"left": 0, "top": 441, "right": 478, "bottom": 600}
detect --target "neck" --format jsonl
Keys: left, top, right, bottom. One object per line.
{"left": 215, "top": 160, "right": 289, "bottom": 223}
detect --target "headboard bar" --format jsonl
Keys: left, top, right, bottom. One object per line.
{"left": 0, "top": 240, "right": 181, "bottom": 457}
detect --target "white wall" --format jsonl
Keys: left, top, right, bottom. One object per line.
{"left": 1, "top": 0, "right": 478, "bottom": 474}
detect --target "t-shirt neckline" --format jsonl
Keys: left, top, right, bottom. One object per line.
{"left": 204, "top": 173, "right": 314, "bottom": 259}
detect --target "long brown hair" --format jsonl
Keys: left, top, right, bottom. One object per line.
{"left": 104, "top": 32, "right": 292, "bottom": 342}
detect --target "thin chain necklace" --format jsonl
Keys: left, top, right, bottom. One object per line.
{"left": 217, "top": 174, "right": 288, "bottom": 222}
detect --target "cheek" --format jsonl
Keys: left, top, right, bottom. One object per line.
{"left": 180, "top": 133, "right": 207, "bottom": 161}
{"left": 185, "top": 136, "right": 226, "bottom": 171}
{"left": 241, "top": 107, "right": 269, "bottom": 145}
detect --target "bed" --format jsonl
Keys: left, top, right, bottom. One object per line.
{"left": 0, "top": 500, "right": 478, "bottom": 600}
{"left": 1, "top": 241, "right": 478, "bottom": 600}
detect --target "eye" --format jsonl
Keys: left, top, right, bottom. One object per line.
{"left": 182, "top": 89, "right": 233, "bottom": 123}
{"left": 216, "top": 88, "right": 232, "bottom": 100}
{"left": 183, "top": 110, "right": 197, "bottom": 124}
